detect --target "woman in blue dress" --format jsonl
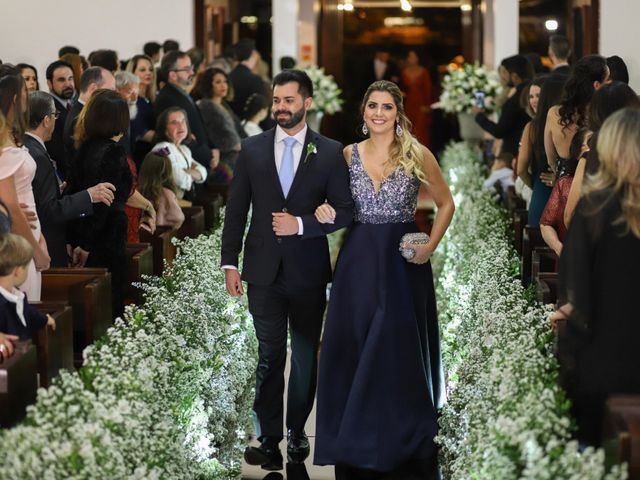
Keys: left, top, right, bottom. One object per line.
{"left": 314, "top": 80, "right": 455, "bottom": 479}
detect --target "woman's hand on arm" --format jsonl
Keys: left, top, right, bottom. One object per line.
{"left": 517, "top": 123, "right": 533, "bottom": 188}
{"left": 564, "top": 158, "right": 585, "bottom": 228}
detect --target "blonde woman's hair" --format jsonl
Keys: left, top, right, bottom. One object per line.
{"left": 126, "top": 55, "right": 157, "bottom": 102}
{"left": 361, "top": 80, "right": 428, "bottom": 184}
{"left": 0, "top": 233, "right": 33, "bottom": 276}
{"left": 587, "top": 107, "right": 640, "bottom": 238}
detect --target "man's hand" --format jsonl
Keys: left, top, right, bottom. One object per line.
{"left": 87, "top": 182, "right": 116, "bottom": 206}
{"left": 540, "top": 171, "right": 555, "bottom": 187}
{"left": 19, "top": 203, "right": 38, "bottom": 229}
{"left": 71, "top": 247, "right": 89, "bottom": 267}
{"left": 315, "top": 203, "right": 336, "bottom": 224}
{"left": 272, "top": 212, "right": 299, "bottom": 236}
{"left": 46, "top": 314, "right": 56, "bottom": 331}
{"left": 210, "top": 149, "right": 221, "bottom": 170}
{"left": 225, "top": 269, "right": 244, "bottom": 297}
{"left": 471, "top": 105, "right": 484, "bottom": 115}
{"left": 0, "top": 333, "right": 18, "bottom": 360}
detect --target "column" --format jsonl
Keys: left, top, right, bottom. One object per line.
{"left": 600, "top": 0, "right": 639, "bottom": 90}
{"left": 272, "top": 0, "right": 299, "bottom": 75}
{"left": 482, "top": 0, "right": 519, "bottom": 68}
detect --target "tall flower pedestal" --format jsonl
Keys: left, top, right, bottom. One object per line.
{"left": 457, "top": 112, "right": 485, "bottom": 142}
{"left": 307, "top": 111, "right": 324, "bottom": 133}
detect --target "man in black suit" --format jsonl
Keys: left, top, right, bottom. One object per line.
{"left": 474, "top": 54, "right": 533, "bottom": 157}
{"left": 154, "top": 50, "right": 216, "bottom": 169}
{"left": 228, "top": 39, "right": 267, "bottom": 117}
{"left": 549, "top": 34, "right": 571, "bottom": 75}
{"left": 363, "top": 47, "right": 401, "bottom": 92}
{"left": 26, "top": 92, "right": 115, "bottom": 267}
{"left": 45, "top": 60, "right": 75, "bottom": 178}
{"left": 221, "top": 70, "right": 354, "bottom": 470}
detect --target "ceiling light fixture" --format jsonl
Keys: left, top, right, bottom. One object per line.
{"left": 400, "top": 0, "right": 412, "bottom": 12}
{"left": 545, "top": 19, "right": 558, "bottom": 31}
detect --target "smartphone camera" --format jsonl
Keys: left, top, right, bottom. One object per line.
{"left": 474, "top": 91, "right": 486, "bottom": 110}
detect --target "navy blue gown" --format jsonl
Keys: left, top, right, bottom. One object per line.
{"left": 315, "top": 143, "right": 441, "bottom": 474}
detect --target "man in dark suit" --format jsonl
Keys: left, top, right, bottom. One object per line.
{"left": 549, "top": 34, "right": 571, "bottom": 75}
{"left": 45, "top": 60, "right": 75, "bottom": 178}
{"left": 228, "top": 39, "right": 267, "bottom": 117}
{"left": 221, "top": 70, "right": 353, "bottom": 471}
{"left": 474, "top": 54, "right": 533, "bottom": 157}
{"left": 363, "top": 47, "right": 401, "bottom": 92}
{"left": 154, "top": 50, "right": 216, "bottom": 170}
{"left": 26, "top": 92, "right": 115, "bottom": 267}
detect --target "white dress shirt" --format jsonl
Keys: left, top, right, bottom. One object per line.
{"left": 374, "top": 58, "right": 387, "bottom": 81}
{"left": 0, "top": 285, "right": 27, "bottom": 327}
{"left": 152, "top": 142, "right": 207, "bottom": 198}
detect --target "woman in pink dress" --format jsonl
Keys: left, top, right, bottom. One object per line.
{"left": 401, "top": 50, "right": 432, "bottom": 149}
{"left": 0, "top": 66, "right": 50, "bottom": 300}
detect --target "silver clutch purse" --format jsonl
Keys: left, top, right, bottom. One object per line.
{"left": 399, "top": 232, "right": 430, "bottom": 260}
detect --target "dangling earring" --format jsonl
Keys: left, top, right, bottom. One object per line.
{"left": 395, "top": 122, "right": 404, "bottom": 137}
{"left": 362, "top": 122, "right": 369, "bottom": 136}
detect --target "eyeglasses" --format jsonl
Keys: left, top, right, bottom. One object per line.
{"left": 48, "top": 111, "right": 60, "bottom": 119}
{"left": 172, "top": 66, "right": 194, "bottom": 73}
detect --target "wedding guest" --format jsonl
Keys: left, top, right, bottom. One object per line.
{"left": 17, "top": 63, "right": 39, "bottom": 92}
{"left": 483, "top": 152, "right": 515, "bottom": 194}
{"left": 552, "top": 107, "right": 640, "bottom": 447}
{"left": 241, "top": 93, "right": 269, "bottom": 137}
{"left": 143, "top": 42, "right": 162, "bottom": 66}
{"left": 58, "top": 46, "right": 79, "bottom": 57}
{"left": 280, "top": 56, "right": 296, "bottom": 71}
{"left": 191, "top": 67, "right": 244, "bottom": 180}
{"left": 45, "top": 60, "right": 75, "bottom": 174}
{"left": 0, "top": 65, "right": 50, "bottom": 300}
{"left": 26, "top": 91, "right": 114, "bottom": 267}
{"left": 187, "top": 47, "right": 206, "bottom": 76}
{"left": 525, "top": 53, "right": 547, "bottom": 74}
{"left": 138, "top": 149, "right": 184, "bottom": 230}
{"left": 606, "top": 56, "right": 629, "bottom": 84}
{"left": 228, "top": 39, "right": 267, "bottom": 117}
{"left": 0, "top": 233, "right": 55, "bottom": 341}
{"left": 564, "top": 81, "right": 639, "bottom": 226}
{"left": 88, "top": 49, "right": 119, "bottom": 73}
{"left": 474, "top": 55, "right": 532, "bottom": 156}
{"left": 210, "top": 44, "right": 237, "bottom": 74}
{"left": 162, "top": 39, "right": 180, "bottom": 56}
{"left": 401, "top": 50, "right": 432, "bottom": 148}
{"left": 152, "top": 107, "right": 207, "bottom": 200}
{"left": 364, "top": 47, "right": 401, "bottom": 90}
{"left": 59, "top": 53, "right": 85, "bottom": 91}
{"left": 549, "top": 35, "right": 571, "bottom": 75}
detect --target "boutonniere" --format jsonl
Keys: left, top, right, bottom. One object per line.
{"left": 304, "top": 142, "right": 318, "bottom": 164}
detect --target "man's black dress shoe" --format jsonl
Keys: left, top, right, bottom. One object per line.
{"left": 244, "top": 443, "right": 283, "bottom": 471}
{"left": 287, "top": 429, "right": 310, "bottom": 463}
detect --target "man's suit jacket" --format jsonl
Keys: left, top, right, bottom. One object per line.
{"left": 552, "top": 64, "right": 571, "bottom": 76}
{"left": 221, "top": 127, "right": 354, "bottom": 288}
{"left": 25, "top": 135, "right": 92, "bottom": 267}
{"left": 229, "top": 64, "right": 267, "bottom": 117}
{"left": 363, "top": 59, "right": 401, "bottom": 91}
{"left": 154, "top": 83, "right": 213, "bottom": 168}
{"left": 63, "top": 100, "right": 84, "bottom": 168}
{"left": 45, "top": 97, "right": 69, "bottom": 178}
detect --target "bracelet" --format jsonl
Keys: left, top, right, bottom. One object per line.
{"left": 556, "top": 306, "right": 571, "bottom": 318}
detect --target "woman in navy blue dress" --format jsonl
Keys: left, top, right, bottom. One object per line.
{"left": 314, "top": 81, "right": 455, "bottom": 479}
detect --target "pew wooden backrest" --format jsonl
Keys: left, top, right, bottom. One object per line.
{"left": 194, "top": 189, "right": 224, "bottom": 230}
{"left": 0, "top": 342, "right": 38, "bottom": 428}
{"left": 532, "top": 247, "right": 558, "bottom": 281}
{"left": 513, "top": 209, "right": 528, "bottom": 255}
{"left": 521, "top": 225, "right": 545, "bottom": 286}
{"left": 31, "top": 301, "right": 74, "bottom": 388}
{"left": 536, "top": 272, "right": 559, "bottom": 305}
{"left": 125, "top": 243, "right": 153, "bottom": 305}
{"left": 140, "top": 227, "right": 177, "bottom": 276}
{"left": 603, "top": 395, "right": 640, "bottom": 479}
{"left": 177, "top": 206, "right": 205, "bottom": 240}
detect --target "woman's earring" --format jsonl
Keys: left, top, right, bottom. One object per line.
{"left": 362, "top": 122, "right": 369, "bottom": 135}
{"left": 396, "top": 122, "right": 404, "bottom": 137}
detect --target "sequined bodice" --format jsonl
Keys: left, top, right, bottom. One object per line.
{"left": 350, "top": 143, "right": 421, "bottom": 224}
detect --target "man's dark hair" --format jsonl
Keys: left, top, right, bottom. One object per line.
{"left": 272, "top": 69, "right": 313, "bottom": 98}
{"left": 163, "top": 39, "right": 180, "bottom": 53}
{"left": 187, "top": 47, "right": 205, "bottom": 73}
{"left": 58, "top": 45, "right": 80, "bottom": 57}
{"left": 154, "top": 106, "right": 190, "bottom": 143}
{"left": 549, "top": 35, "right": 570, "bottom": 61}
{"left": 46, "top": 60, "right": 72, "bottom": 81}
{"left": 79, "top": 67, "right": 107, "bottom": 93}
{"left": 88, "top": 49, "right": 119, "bottom": 73}
{"left": 27, "top": 91, "right": 55, "bottom": 129}
{"left": 143, "top": 41, "right": 162, "bottom": 58}
{"left": 235, "top": 39, "right": 256, "bottom": 62}
{"left": 280, "top": 56, "right": 296, "bottom": 71}
{"left": 607, "top": 56, "right": 630, "bottom": 84}
{"left": 501, "top": 54, "right": 534, "bottom": 81}
{"left": 160, "top": 50, "right": 189, "bottom": 83}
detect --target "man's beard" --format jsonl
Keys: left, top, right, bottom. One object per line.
{"left": 273, "top": 107, "right": 306, "bottom": 129}
{"left": 129, "top": 103, "right": 138, "bottom": 120}
{"left": 59, "top": 87, "right": 74, "bottom": 100}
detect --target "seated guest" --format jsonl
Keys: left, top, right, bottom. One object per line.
{"left": 45, "top": 60, "right": 75, "bottom": 176}
{"left": 88, "top": 49, "right": 119, "bottom": 73}
{"left": 138, "top": 149, "right": 184, "bottom": 230}
{"left": 63, "top": 66, "right": 116, "bottom": 163}
{"left": 26, "top": 91, "right": 114, "bottom": 267}
{"left": 152, "top": 107, "right": 207, "bottom": 200}
{"left": 241, "top": 93, "right": 269, "bottom": 137}
{"left": 606, "top": 56, "right": 629, "bottom": 84}
{"left": 125, "top": 55, "right": 156, "bottom": 164}
{"left": 540, "top": 128, "right": 589, "bottom": 255}
{"left": 191, "top": 67, "right": 244, "bottom": 181}
{"left": 483, "top": 152, "right": 515, "bottom": 194}
{"left": 59, "top": 53, "right": 85, "bottom": 92}
{"left": 17, "top": 63, "right": 39, "bottom": 92}
{"left": 0, "top": 233, "right": 55, "bottom": 341}
{"left": 154, "top": 50, "right": 217, "bottom": 171}
{"left": 552, "top": 107, "right": 640, "bottom": 447}
{"left": 143, "top": 42, "right": 162, "bottom": 66}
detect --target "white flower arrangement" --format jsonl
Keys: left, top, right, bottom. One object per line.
{"left": 432, "top": 142, "right": 626, "bottom": 480}
{"left": 302, "top": 65, "right": 344, "bottom": 115}
{"left": 439, "top": 63, "right": 503, "bottom": 114}
{"left": 0, "top": 213, "right": 257, "bottom": 479}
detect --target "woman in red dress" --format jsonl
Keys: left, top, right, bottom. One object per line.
{"left": 402, "top": 50, "right": 432, "bottom": 149}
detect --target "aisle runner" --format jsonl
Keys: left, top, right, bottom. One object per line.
{"left": 433, "top": 142, "right": 625, "bottom": 479}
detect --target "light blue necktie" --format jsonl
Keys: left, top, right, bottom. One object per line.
{"left": 279, "top": 136, "right": 297, "bottom": 197}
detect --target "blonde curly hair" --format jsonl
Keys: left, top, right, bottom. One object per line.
{"left": 361, "top": 80, "right": 428, "bottom": 184}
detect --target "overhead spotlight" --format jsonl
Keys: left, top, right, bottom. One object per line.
{"left": 400, "top": 0, "right": 412, "bottom": 12}
{"left": 545, "top": 19, "right": 559, "bottom": 31}
{"left": 344, "top": 3, "right": 354, "bottom": 11}
{"left": 460, "top": 3, "right": 472, "bottom": 11}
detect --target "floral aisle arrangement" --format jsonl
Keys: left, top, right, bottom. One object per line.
{"left": 433, "top": 142, "right": 626, "bottom": 479}
{"left": 0, "top": 217, "right": 258, "bottom": 479}
{"left": 302, "top": 65, "right": 344, "bottom": 115}
{"left": 439, "top": 63, "right": 502, "bottom": 114}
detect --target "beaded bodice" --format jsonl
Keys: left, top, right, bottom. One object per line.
{"left": 350, "top": 143, "right": 421, "bottom": 224}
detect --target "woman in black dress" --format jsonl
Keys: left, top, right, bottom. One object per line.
{"left": 552, "top": 107, "right": 640, "bottom": 447}
{"left": 67, "top": 89, "right": 133, "bottom": 317}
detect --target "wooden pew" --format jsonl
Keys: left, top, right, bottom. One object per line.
{"left": 125, "top": 243, "right": 153, "bottom": 305}
{"left": 603, "top": 396, "right": 640, "bottom": 479}
{"left": 194, "top": 189, "right": 224, "bottom": 231}
{"left": 0, "top": 342, "right": 38, "bottom": 428}
{"left": 140, "top": 226, "right": 177, "bottom": 276}
{"left": 536, "top": 272, "right": 559, "bottom": 305}
{"left": 177, "top": 206, "right": 205, "bottom": 240}
{"left": 506, "top": 186, "right": 526, "bottom": 212}
{"left": 513, "top": 209, "right": 528, "bottom": 255}
{"left": 531, "top": 247, "right": 558, "bottom": 280}
{"left": 41, "top": 268, "right": 112, "bottom": 367}
{"left": 32, "top": 302, "right": 74, "bottom": 388}
{"left": 521, "top": 225, "right": 545, "bottom": 286}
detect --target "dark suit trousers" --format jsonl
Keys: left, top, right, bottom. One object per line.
{"left": 248, "top": 265, "right": 326, "bottom": 442}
